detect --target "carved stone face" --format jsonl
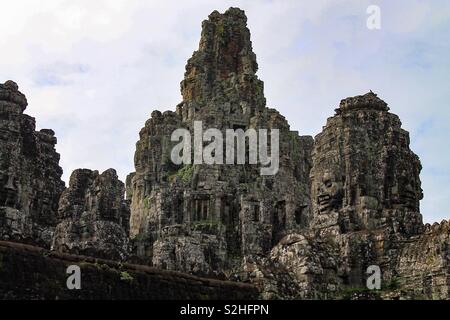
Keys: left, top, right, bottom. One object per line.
{"left": 316, "top": 171, "right": 343, "bottom": 214}
{"left": 1, "top": 169, "right": 18, "bottom": 207}
{"left": 396, "top": 172, "right": 423, "bottom": 211}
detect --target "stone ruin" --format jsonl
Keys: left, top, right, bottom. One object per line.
{"left": 253, "top": 91, "right": 438, "bottom": 299}
{"left": 0, "top": 82, "right": 130, "bottom": 260}
{"left": 126, "top": 8, "right": 313, "bottom": 276}
{"left": 52, "top": 169, "right": 130, "bottom": 260}
{"left": 0, "top": 80, "right": 64, "bottom": 247}
{"left": 0, "top": 7, "right": 449, "bottom": 299}
{"left": 310, "top": 91, "right": 423, "bottom": 236}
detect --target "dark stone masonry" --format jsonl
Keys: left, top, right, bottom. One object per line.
{"left": 0, "top": 241, "right": 257, "bottom": 300}
{"left": 0, "top": 7, "right": 449, "bottom": 300}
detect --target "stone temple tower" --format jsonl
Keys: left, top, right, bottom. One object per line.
{"left": 126, "top": 8, "right": 314, "bottom": 276}
{"left": 310, "top": 91, "right": 423, "bottom": 236}
{"left": 255, "top": 93, "right": 430, "bottom": 299}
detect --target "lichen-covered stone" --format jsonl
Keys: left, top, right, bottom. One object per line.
{"left": 52, "top": 169, "right": 130, "bottom": 260}
{"left": 180, "top": 8, "right": 265, "bottom": 110}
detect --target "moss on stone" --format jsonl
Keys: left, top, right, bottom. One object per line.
{"left": 193, "top": 219, "right": 220, "bottom": 227}
{"left": 192, "top": 219, "right": 222, "bottom": 233}
{"left": 337, "top": 286, "right": 382, "bottom": 300}
{"left": 143, "top": 196, "right": 150, "bottom": 209}
{"left": 120, "top": 271, "right": 134, "bottom": 282}
{"left": 199, "top": 293, "right": 210, "bottom": 300}
{"left": 169, "top": 164, "right": 194, "bottom": 184}
{"left": 385, "top": 277, "right": 401, "bottom": 290}
{"left": 134, "top": 233, "right": 147, "bottom": 242}
{"left": 216, "top": 22, "right": 225, "bottom": 35}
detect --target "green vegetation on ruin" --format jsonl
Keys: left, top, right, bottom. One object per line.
{"left": 193, "top": 219, "right": 221, "bottom": 227}
{"left": 216, "top": 22, "right": 225, "bottom": 35}
{"left": 143, "top": 196, "right": 151, "bottom": 209}
{"left": 192, "top": 219, "right": 223, "bottom": 233}
{"left": 337, "top": 286, "right": 381, "bottom": 300}
{"left": 338, "top": 277, "right": 402, "bottom": 300}
{"left": 169, "top": 164, "right": 194, "bottom": 184}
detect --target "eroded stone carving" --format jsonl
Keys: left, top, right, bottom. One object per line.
{"left": 310, "top": 91, "right": 424, "bottom": 235}
{"left": 316, "top": 169, "right": 344, "bottom": 214}
{"left": 52, "top": 169, "right": 130, "bottom": 260}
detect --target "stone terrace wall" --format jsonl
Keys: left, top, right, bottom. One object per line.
{"left": 0, "top": 241, "right": 258, "bottom": 300}
{"left": 394, "top": 221, "right": 450, "bottom": 299}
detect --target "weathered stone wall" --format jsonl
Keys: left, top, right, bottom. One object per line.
{"left": 394, "top": 221, "right": 450, "bottom": 299}
{"left": 0, "top": 241, "right": 258, "bottom": 300}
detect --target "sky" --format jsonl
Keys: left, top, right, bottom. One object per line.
{"left": 0, "top": 0, "right": 449, "bottom": 223}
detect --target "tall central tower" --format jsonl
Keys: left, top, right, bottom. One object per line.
{"left": 126, "top": 8, "right": 313, "bottom": 276}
